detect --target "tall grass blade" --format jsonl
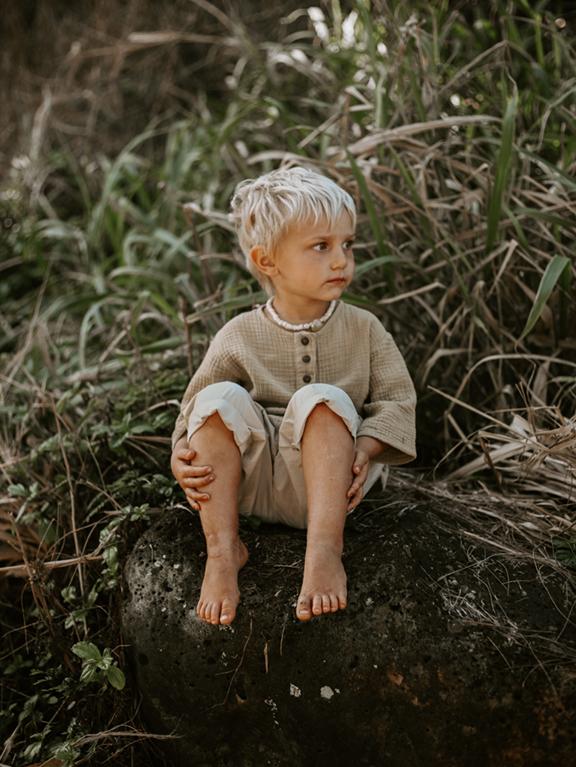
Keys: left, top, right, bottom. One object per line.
{"left": 558, "top": 263, "right": 572, "bottom": 339}
{"left": 517, "top": 148, "right": 576, "bottom": 192}
{"left": 486, "top": 85, "right": 518, "bottom": 254}
{"left": 346, "top": 151, "right": 395, "bottom": 290}
{"left": 520, "top": 254, "right": 571, "bottom": 340}
{"left": 87, "top": 126, "right": 161, "bottom": 251}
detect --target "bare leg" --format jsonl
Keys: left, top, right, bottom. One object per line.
{"left": 189, "top": 412, "right": 248, "bottom": 626}
{"left": 296, "top": 403, "right": 354, "bottom": 621}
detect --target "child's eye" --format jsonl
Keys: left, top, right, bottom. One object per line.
{"left": 311, "top": 240, "right": 355, "bottom": 252}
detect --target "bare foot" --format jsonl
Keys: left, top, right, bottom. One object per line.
{"left": 196, "top": 540, "right": 249, "bottom": 626}
{"left": 296, "top": 542, "right": 347, "bottom": 621}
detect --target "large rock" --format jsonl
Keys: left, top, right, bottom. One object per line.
{"left": 121, "top": 486, "right": 576, "bottom": 767}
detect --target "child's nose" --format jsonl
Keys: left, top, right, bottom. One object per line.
{"left": 331, "top": 248, "right": 348, "bottom": 267}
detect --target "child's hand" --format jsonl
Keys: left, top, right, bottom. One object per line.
{"left": 170, "top": 441, "right": 215, "bottom": 510}
{"left": 346, "top": 448, "right": 370, "bottom": 512}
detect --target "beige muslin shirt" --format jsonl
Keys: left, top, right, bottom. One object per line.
{"left": 172, "top": 300, "right": 417, "bottom": 465}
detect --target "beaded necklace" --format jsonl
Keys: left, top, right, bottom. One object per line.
{"left": 264, "top": 298, "right": 338, "bottom": 332}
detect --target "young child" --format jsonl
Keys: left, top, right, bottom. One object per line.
{"left": 170, "top": 165, "right": 417, "bottom": 627}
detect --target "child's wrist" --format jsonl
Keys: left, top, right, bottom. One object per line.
{"left": 356, "top": 435, "right": 386, "bottom": 460}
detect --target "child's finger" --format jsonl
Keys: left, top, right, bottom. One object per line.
{"left": 184, "top": 474, "right": 214, "bottom": 488}
{"left": 183, "top": 474, "right": 214, "bottom": 488}
{"left": 186, "top": 488, "right": 211, "bottom": 502}
{"left": 347, "top": 483, "right": 362, "bottom": 500}
{"left": 176, "top": 447, "right": 196, "bottom": 459}
{"left": 356, "top": 465, "right": 369, "bottom": 481}
{"left": 181, "top": 465, "right": 213, "bottom": 478}
{"left": 347, "top": 495, "right": 359, "bottom": 511}
{"left": 347, "top": 468, "right": 368, "bottom": 497}
{"left": 347, "top": 477, "right": 363, "bottom": 495}
{"left": 347, "top": 487, "right": 364, "bottom": 511}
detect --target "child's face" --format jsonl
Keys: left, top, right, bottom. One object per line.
{"left": 267, "top": 210, "right": 356, "bottom": 305}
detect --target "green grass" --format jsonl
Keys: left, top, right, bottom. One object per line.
{"left": 1, "top": 1, "right": 575, "bottom": 763}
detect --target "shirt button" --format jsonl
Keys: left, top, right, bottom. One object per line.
{"left": 302, "top": 374, "right": 312, "bottom": 383}
{"left": 302, "top": 354, "right": 311, "bottom": 363}
{"left": 301, "top": 337, "right": 309, "bottom": 345}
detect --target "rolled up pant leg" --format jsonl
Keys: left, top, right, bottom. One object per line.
{"left": 186, "top": 382, "right": 274, "bottom": 519}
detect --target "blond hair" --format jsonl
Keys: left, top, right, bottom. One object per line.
{"left": 229, "top": 165, "right": 356, "bottom": 296}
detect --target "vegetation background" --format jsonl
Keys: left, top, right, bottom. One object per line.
{"left": 1, "top": 0, "right": 575, "bottom": 764}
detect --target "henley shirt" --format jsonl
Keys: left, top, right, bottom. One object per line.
{"left": 172, "top": 300, "right": 417, "bottom": 465}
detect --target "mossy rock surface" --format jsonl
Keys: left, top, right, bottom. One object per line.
{"left": 122, "top": 493, "right": 576, "bottom": 767}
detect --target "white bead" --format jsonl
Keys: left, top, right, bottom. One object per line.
{"left": 265, "top": 298, "right": 337, "bottom": 331}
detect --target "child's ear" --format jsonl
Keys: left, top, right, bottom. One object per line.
{"left": 250, "top": 245, "right": 278, "bottom": 277}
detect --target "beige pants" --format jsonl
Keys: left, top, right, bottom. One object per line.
{"left": 186, "top": 381, "right": 389, "bottom": 529}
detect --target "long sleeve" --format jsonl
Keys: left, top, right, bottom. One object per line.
{"left": 357, "top": 318, "right": 417, "bottom": 465}
{"left": 171, "top": 333, "right": 243, "bottom": 449}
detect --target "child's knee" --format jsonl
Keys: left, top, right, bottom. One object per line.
{"left": 283, "top": 384, "right": 360, "bottom": 448}
{"left": 307, "top": 401, "right": 339, "bottom": 423}
{"left": 304, "top": 406, "right": 353, "bottom": 445}
{"left": 188, "top": 414, "right": 235, "bottom": 456}
{"left": 198, "top": 411, "right": 230, "bottom": 433}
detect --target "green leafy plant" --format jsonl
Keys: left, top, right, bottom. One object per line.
{"left": 72, "top": 642, "right": 126, "bottom": 691}
{"left": 1, "top": 2, "right": 575, "bottom": 765}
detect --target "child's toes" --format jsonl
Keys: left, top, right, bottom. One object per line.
{"left": 338, "top": 593, "right": 348, "bottom": 610}
{"left": 200, "top": 601, "right": 210, "bottom": 622}
{"left": 220, "top": 598, "right": 235, "bottom": 625}
{"left": 312, "top": 594, "right": 323, "bottom": 616}
{"left": 296, "top": 596, "right": 312, "bottom": 621}
{"left": 212, "top": 604, "right": 224, "bottom": 625}
{"left": 204, "top": 602, "right": 217, "bottom": 624}
{"left": 321, "top": 594, "right": 331, "bottom": 613}
{"left": 329, "top": 593, "right": 339, "bottom": 612}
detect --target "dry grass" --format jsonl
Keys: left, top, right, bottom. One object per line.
{"left": 1, "top": 0, "right": 576, "bottom": 763}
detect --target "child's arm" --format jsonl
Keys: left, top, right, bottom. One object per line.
{"left": 356, "top": 435, "right": 389, "bottom": 460}
{"left": 171, "top": 329, "right": 243, "bottom": 507}
{"left": 347, "top": 320, "right": 417, "bottom": 511}
{"left": 356, "top": 318, "right": 417, "bottom": 465}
